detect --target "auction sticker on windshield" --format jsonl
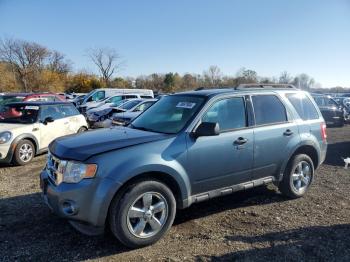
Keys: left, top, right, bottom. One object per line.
{"left": 176, "top": 102, "right": 196, "bottom": 109}
{"left": 25, "top": 106, "right": 39, "bottom": 110}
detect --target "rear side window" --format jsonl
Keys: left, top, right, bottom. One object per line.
{"left": 286, "top": 93, "right": 319, "bottom": 120}
{"left": 202, "top": 97, "right": 246, "bottom": 131}
{"left": 252, "top": 95, "right": 287, "bottom": 125}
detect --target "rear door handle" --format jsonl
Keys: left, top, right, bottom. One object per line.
{"left": 234, "top": 137, "right": 248, "bottom": 145}
{"left": 283, "top": 129, "right": 293, "bottom": 136}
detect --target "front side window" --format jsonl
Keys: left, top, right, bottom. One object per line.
{"left": 131, "top": 95, "right": 205, "bottom": 134}
{"left": 120, "top": 100, "right": 143, "bottom": 111}
{"left": 60, "top": 105, "right": 79, "bottom": 117}
{"left": 133, "top": 102, "right": 154, "bottom": 112}
{"left": 90, "top": 91, "right": 105, "bottom": 102}
{"left": 286, "top": 93, "right": 319, "bottom": 120}
{"left": 326, "top": 98, "right": 338, "bottom": 107}
{"left": 252, "top": 95, "right": 287, "bottom": 125}
{"left": 202, "top": 97, "right": 246, "bottom": 131}
{"left": 40, "top": 105, "right": 62, "bottom": 121}
{"left": 313, "top": 96, "right": 325, "bottom": 106}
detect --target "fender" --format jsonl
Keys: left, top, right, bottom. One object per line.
{"left": 278, "top": 139, "right": 320, "bottom": 181}
{"left": 90, "top": 158, "right": 191, "bottom": 227}
{"left": 110, "top": 159, "right": 191, "bottom": 204}
{"left": 12, "top": 133, "right": 40, "bottom": 154}
{"left": 0, "top": 134, "right": 40, "bottom": 163}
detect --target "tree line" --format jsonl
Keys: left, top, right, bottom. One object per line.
{"left": 0, "top": 37, "right": 346, "bottom": 94}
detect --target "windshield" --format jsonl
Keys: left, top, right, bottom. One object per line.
{"left": 0, "top": 95, "right": 25, "bottom": 106}
{"left": 120, "top": 100, "right": 142, "bottom": 110}
{"left": 131, "top": 95, "right": 205, "bottom": 134}
{"left": 0, "top": 104, "right": 39, "bottom": 124}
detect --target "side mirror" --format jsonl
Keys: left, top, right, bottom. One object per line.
{"left": 43, "top": 116, "right": 54, "bottom": 125}
{"left": 193, "top": 122, "right": 220, "bottom": 138}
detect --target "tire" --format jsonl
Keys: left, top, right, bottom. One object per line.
{"left": 77, "top": 126, "right": 87, "bottom": 133}
{"left": 279, "top": 154, "right": 314, "bottom": 199}
{"left": 12, "top": 139, "right": 35, "bottom": 166}
{"left": 109, "top": 180, "right": 176, "bottom": 248}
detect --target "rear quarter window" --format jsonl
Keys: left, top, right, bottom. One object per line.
{"left": 286, "top": 93, "right": 320, "bottom": 120}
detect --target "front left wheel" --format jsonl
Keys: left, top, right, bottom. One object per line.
{"left": 13, "top": 139, "right": 35, "bottom": 165}
{"left": 109, "top": 180, "right": 176, "bottom": 248}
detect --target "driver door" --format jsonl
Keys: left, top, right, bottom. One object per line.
{"left": 187, "top": 96, "right": 254, "bottom": 195}
{"left": 39, "top": 105, "right": 66, "bottom": 149}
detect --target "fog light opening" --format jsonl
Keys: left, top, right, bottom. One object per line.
{"left": 62, "top": 201, "right": 78, "bottom": 216}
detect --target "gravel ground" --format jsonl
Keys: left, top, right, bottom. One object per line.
{"left": 0, "top": 126, "right": 349, "bottom": 262}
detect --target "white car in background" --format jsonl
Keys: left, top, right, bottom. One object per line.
{"left": 0, "top": 102, "right": 88, "bottom": 165}
{"left": 79, "top": 89, "right": 154, "bottom": 113}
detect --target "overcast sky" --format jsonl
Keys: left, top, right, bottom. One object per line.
{"left": 1, "top": 0, "right": 349, "bottom": 87}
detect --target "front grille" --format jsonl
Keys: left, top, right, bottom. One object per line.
{"left": 46, "top": 152, "right": 64, "bottom": 185}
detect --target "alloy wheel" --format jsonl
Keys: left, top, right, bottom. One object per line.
{"left": 127, "top": 192, "right": 168, "bottom": 239}
{"left": 291, "top": 161, "right": 311, "bottom": 192}
{"left": 19, "top": 143, "right": 34, "bottom": 162}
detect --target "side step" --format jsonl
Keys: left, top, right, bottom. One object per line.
{"left": 192, "top": 176, "right": 275, "bottom": 204}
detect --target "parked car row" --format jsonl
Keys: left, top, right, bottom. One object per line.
{"left": 86, "top": 98, "right": 157, "bottom": 128}
{"left": 311, "top": 93, "right": 349, "bottom": 127}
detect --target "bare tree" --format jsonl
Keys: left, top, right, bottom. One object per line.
{"left": 0, "top": 38, "right": 49, "bottom": 92}
{"left": 279, "top": 71, "right": 292, "bottom": 84}
{"left": 87, "top": 47, "right": 124, "bottom": 85}
{"left": 48, "top": 51, "right": 71, "bottom": 74}
{"left": 293, "top": 73, "right": 315, "bottom": 90}
{"left": 204, "top": 65, "right": 222, "bottom": 87}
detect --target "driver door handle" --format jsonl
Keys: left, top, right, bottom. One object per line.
{"left": 234, "top": 137, "right": 248, "bottom": 145}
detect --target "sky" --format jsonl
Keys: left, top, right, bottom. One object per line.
{"left": 0, "top": 0, "right": 349, "bottom": 87}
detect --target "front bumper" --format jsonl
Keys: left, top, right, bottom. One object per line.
{"left": 40, "top": 168, "right": 122, "bottom": 228}
{"left": 0, "top": 142, "right": 15, "bottom": 163}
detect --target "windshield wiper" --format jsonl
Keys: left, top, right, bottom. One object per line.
{"left": 129, "top": 124, "right": 173, "bottom": 134}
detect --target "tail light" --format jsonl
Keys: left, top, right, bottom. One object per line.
{"left": 321, "top": 123, "right": 327, "bottom": 142}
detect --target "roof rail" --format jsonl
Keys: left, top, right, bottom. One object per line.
{"left": 235, "top": 83, "right": 297, "bottom": 90}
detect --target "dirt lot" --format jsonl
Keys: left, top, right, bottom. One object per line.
{"left": 1, "top": 126, "right": 349, "bottom": 262}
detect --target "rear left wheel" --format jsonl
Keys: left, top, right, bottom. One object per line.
{"left": 279, "top": 154, "right": 314, "bottom": 198}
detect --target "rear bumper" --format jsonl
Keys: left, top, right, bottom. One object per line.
{"left": 40, "top": 169, "right": 122, "bottom": 227}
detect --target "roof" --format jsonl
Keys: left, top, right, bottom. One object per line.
{"left": 2, "top": 93, "right": 30, "bottom": 97}
{"left": 175, "top": 86, "right": 300, "bottom": 98}
{"left": 175, "top": 88, "right": 238, "bottom": 97}
{"left": 5, "top": 101, "right": 73, "bottom": 106}
{"left": 2, "top": 92, "right": 59, "bottom": 97}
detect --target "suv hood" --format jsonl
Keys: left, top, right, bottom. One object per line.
{"left": 49, "top": 127, "right": 171, "bottom": 161}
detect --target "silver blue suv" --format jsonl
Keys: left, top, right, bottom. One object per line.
{"left": 40, "top": 84, "right": 327, "bottom": 248}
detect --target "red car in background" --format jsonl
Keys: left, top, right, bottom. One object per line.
{"left": 0, "top": 93, "right": 66, "bottom": 119}
{"left": 0, "top": 93, "right": 66, "bottom": 106}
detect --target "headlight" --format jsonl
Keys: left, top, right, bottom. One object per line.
{"left": 0, "top": 131, "right": 12, "bottom": 144}
{"left": 57, "top": 161, "right": 97, "bottom": 184}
